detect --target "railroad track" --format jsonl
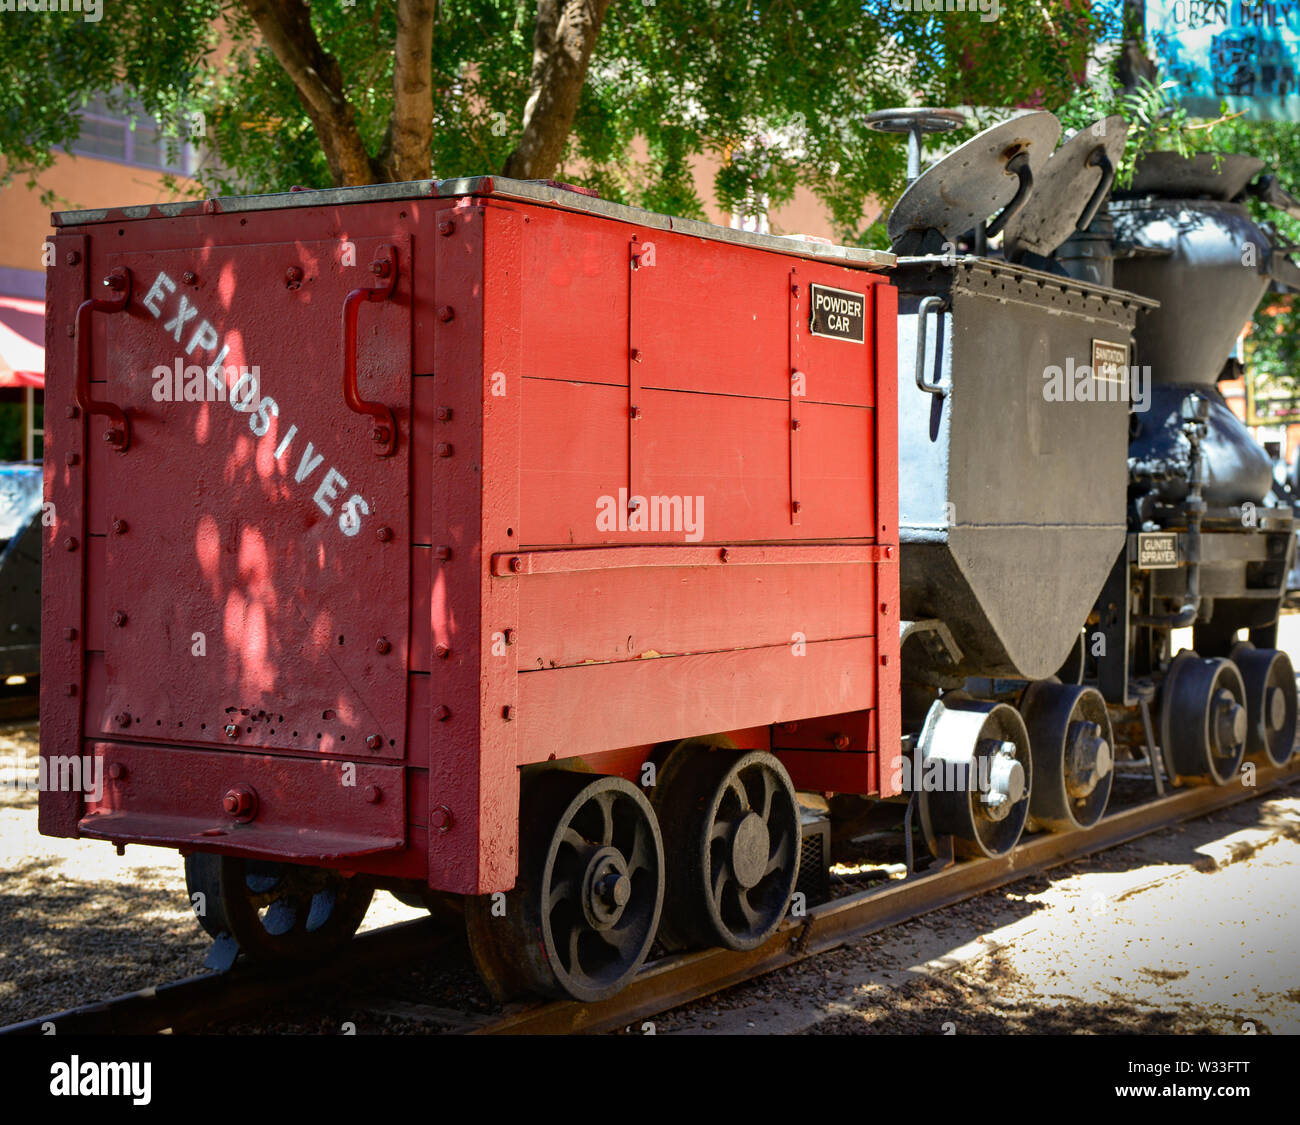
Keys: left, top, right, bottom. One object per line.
{"left": 5, "top": 758, "right": 1297, "bottom": 1037}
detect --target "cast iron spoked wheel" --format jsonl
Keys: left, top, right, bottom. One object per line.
{"left": 1160, "top": 652, "right": 1249, "bottom": 785}
{"left": 465, "top": 772, "right": 664, "bottom": 1003}
{"left": 651, "top": 747, "right": 800, "bottom": 952}
{"left": 1020, "top": 680, "right": 1114, "bottom": 831}
{"left": 183, "top": 854, "right": 374, "bottom": 961}
{"left": 1230, "top": 643, "right": 1298, "bottom": 768}
{"left": 917, "top": 696, "right": 1033, "bottom": 859}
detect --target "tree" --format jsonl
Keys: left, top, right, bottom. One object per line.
{"left": 4, "top": 1, "right": 1105, "bottom": 243}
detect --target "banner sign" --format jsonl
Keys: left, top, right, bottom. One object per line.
{"left": 1147, "top": 0, "right": 1300, "bottom": 120}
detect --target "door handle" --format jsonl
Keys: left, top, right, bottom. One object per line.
{"left": 75, "top": 266, "right": 133, "bottom": 451}
{"left": 342, "top": 244, "right": 400, "bottom": 457}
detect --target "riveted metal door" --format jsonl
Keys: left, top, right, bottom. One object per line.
{"left": 97, "top": 236, "right": 412, "bottom": 760}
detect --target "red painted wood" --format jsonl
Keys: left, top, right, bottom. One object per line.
{"left": 515, "top": 636, "right": 878, "bottom": 765}
{"left": 517, "top": 380, "right": 875, "bottom": 545}
{"left": 774, "top": 748, "right": 877, "bottom": 794}
{"left": 80, "top": 741, "right": 406, "bottom": 859}
{"left": 43, "top": 188, "right": 900, "bottom": 895}
{"left": 40, "top": 233, "right": 89, "bottom": 837}
{"left": 511, "top": 561, "right": 875, "bottom": 670}
{"left": 491, "top": 543, "right": 889, "bottom": 575}
{"left": 873, "top": 282, "right": 902, "bottom": 797}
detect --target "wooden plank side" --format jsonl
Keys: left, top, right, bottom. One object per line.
{"left": 515, "top": 636, "right": 877, "bottom": 764}
{"left": 514, "top": 561, "right": 875, "bottom": 669}
{"left": 518, "top": 379, "right": 874, "bottom": 545}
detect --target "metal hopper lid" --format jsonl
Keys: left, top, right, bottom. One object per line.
{"left": 886, "top": 112, "right": 1061, "bottom": 244}
{"left": 1122, "top": 152, "right": 1264, "bottom": 201}
{"left": 1003, "top": 116, "right": 1128, "bottom": 259}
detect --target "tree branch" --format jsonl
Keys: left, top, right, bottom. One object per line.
{"left": 503, "top": 0, "right": 612, "bottom": 181}
{"left": 388, "top": 0, "right": 437, "bottom": 182}
{"left": 239, "top": 0, "right": 376, "bottom": 186}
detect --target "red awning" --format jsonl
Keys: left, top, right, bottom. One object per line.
{"left": 0, "top": 295, "right": 44, "bottom": 389}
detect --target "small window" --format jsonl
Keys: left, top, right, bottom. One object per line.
{"left": 70, "top": 92, "right": 193, "bottom": 174}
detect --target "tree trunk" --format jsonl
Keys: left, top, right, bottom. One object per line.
{"left": 503, "top": 0, "right": 613, "bottom": 181}
{"left": 389, "top": 0, "right": 437, "bottom": 182}
{"left": 239, "top": 0, "right": 377, "bottom": 186}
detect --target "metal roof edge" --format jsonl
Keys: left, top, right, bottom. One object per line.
{"left": 52, "top": 175, "right": 894, "bottom": 272}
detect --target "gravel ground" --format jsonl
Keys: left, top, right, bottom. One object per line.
{"left": 654, "top": 793, "right": 1300, "bottom": 1035}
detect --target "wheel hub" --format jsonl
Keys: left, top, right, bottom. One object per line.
{"left": 1266, "top": 684, "right": 1286, "bottom": 731}
{"left": 1064, "top": 720, "right": 1112, "bottom": 799}
{"left": 979, "top": 739, "right": 1025, "bottom": 822}
{"left": 730, "top": 812, "right": 771, "bottom": 889}
{"left": 582, "top": 846, "right": 632, "bottom": 928}
{"left": 1212, "top": 688, "right": 1246, "bottom": 753}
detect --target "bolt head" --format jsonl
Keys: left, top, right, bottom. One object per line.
{"left": 285, "top": 266, "right": 302, "bottom": 283}
{"left": 108, "top": 762, "right": 125, "bottom": 780}
{"left": 112, "top": 610, "right": 127, "bottom": 627}
{"left": 224, "top": 724, "right": 239, "bottom": 740}
{"left": 375, "top": 637, "right": 391, "bottom": 654}
{"left": 375, "top": 525, "right": 393, "bottom": 542}
{"left": 104, "top": 428, "right": 123, "bottom": 445}
{"left": 64, "top": 627, "right": 77, "bottom": 641}
{"left": 435, "top": 643, "right": 451, "bottom": 659}
{"left": 64, "top": 536, "right": 78, "bottom": 552}
{"left": 436, "top": 442, "right": 453, "bottom": 457}
{"left": 431, "top": 805, "right": 453, "bottom": 831}
{"left": 435, "top": 545, "right": 452, "bottom": 561}
{"left": 182, "top": 271, "right": 197, "bottom": 285}
{"left": 508, "top": 556, "right": 522, "bottom": 573}
{"left": 111, "top": 518, "right": 128, "bottom": 535}
{"left": 65, "top": 405, "right": 79, "bottom": 419}
{"left": 435, "top": 705, "right": 452, "bottom": 722}
{"left": 435, "top": 406, "right": 452, "bottom": 422}
{"left": 222, "top": 785, "right": 256, "bottom": 818}
{"left": 372, "top": 425, "right": 391, "bottom": 444}
{"left": 115, "top": 712, "right": 131, "bottom": 728}
{"left": 437, "top": 219, "right": 455, "bottom": 236}
{"left": 437, "top": 305, "right": 455, "bottom": 322}
{"left": 65, "top": 250, "right": 81, "bottom": 266}
{"left": 502, "top": 705, "right": 515, "bottom": 721}
{"left": 65, "top": 452, "right": 79, "bottom": 466}
{"left": 365, "top": 734, "right": 382, "bottom": 750}
{"left": 364, "top": 785, "right": 382, "bottom": 804}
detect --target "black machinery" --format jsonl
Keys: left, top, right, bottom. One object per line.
{"left": 868, "top": 107, "right": 1299, "bottom": 861}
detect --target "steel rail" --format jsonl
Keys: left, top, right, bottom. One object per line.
{"left": 3, "top": 761, "right": 1295, "bottom": 1037}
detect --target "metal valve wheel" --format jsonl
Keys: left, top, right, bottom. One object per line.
{"left": 464, "top": 772, "right": 664, "bottom": 1002}
{"left": 651, "top": 746, "right": 800, "bottom": 952}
